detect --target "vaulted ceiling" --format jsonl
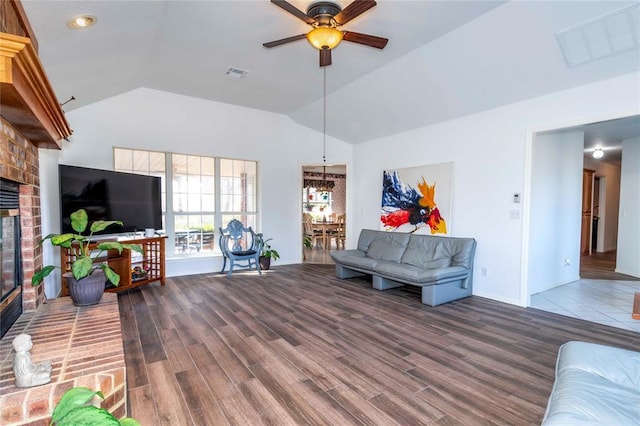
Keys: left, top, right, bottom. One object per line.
{"left": 21, "top": 0, "right": 640, "bottom": 144}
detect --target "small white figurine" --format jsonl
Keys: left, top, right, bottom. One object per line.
{"left": 12, "top": 334, "right": 52, "bottom": 388}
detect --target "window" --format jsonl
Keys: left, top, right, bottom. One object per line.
{"left": 303, "top": 187, "right": 333, "bottom": 221}
{"left": 172, "top": 154, "right": 215, "bottom": 254}
{"left": 220, "top": 159, "right": 257, "bottom": 230}
{"left": 114, "top": 148, "right": 257, "bottom": 256}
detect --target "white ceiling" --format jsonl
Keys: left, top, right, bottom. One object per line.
{"left": 21, "top": 0, "right": 640, "bottom": 144}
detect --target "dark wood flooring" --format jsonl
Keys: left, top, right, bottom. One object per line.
{"left": 580, "top": 250, "right": 640, "bottom": 281}
{"left": 119, "top": 264, "right": 640, "bottom": 425}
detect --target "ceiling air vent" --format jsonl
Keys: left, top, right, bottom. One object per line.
{"left": 226, "top": 67, "right": 249, "bottom": 78}
{"left": 556, "top": 3, "right": 640, "bottom": 67}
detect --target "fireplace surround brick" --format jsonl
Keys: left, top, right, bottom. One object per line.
{"left": 1, "top": 116, "right": 45, "bottom": 312}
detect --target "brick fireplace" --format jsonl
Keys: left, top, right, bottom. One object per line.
{"left": 0, "top": 116, "right": 45, "bottom": 325}
{"left": 1, "top": 1, "right": 70, "bottom": 322}
{"left": 0, "top": 118, "right": 128, "bottom": 424}
{"left": 0, "top": 5, "right": 125, "bottom": 422}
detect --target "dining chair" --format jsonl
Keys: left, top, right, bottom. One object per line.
{"left": 329, "top": 213, "right": 346, "bottom": 250}
{"left": 303, "top": 215, "right": 324, "bottom": 248}
{"left": 337, "top": 213, "right": 346, "bottom": 249}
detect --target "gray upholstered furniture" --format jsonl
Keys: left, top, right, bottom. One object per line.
{"left": 330, "top": 229, "right": 476, "bottom": 306}
{"left": 542, "top": 341, "right": 640, "bottom": 425}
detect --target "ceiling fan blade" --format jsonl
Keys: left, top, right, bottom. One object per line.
{"left": 334, "top": 0, "right": 377, "bottom": 26}
{"left": 263, "top": 34, "right": 307, "bottom": 48}
{"left": 343, "top": 31, "right": 388, "bottom": 49}
{"left": 271, "top": 0, "right": 316, "bottom": 25}
{"left": 320, "top": 49, "right": 332, "bottom": 67}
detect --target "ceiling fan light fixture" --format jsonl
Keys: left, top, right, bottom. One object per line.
{"left": 593, "top": 147, "right": 604, "bottom": 159}
{"left": 307, "top": 27, "right": 344, "bottom": 50}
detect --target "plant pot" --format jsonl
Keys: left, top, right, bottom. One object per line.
{"left": 259, "top": 256, "right": 271, "bottom": 271}
{"left": 64, "top": 270, "right": 105, "bottom": 306}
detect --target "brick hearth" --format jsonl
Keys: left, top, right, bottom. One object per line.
{"left": 0, "top": 294, "right": 126, "bottom": 425}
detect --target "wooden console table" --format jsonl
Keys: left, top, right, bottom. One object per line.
{"left": 60, "top": 235, "right": 166, "bottom": 296}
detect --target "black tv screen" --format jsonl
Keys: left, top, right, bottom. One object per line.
{"left": 59, "top": 164, "right": 162, "bottom": 235}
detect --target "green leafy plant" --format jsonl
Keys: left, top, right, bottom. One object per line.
{"left": 260, "top": 238, "right": 280, "bottom": 261}
{"left": 31, "top": 209, "right": 143, "bottom": 286}
{"left": 303, "top": 235, "right": 313, "bottom": 249}
{"left": 51, "top": 387, "right": 140, "bottom": 426}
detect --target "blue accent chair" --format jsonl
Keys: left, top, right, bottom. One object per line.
{"left": 219, "top": 219, "right": 263, "bottom": 278}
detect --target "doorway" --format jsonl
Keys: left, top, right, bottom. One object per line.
{"left": 527, "top": 115, "right": 640, "bottom": 332}
{"left": 301, "top": 164, "right": 346, "bottom": 264}
{"left": 522, "top": 115, "right": 640, "bottom": 306}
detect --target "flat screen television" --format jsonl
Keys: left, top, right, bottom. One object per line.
{"left": 59, "top": 164, "right": 162, "bottom": 235}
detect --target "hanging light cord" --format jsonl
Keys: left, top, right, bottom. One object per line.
{"left": 323, "top": 66, "right": 327, "bottom": 165}
{"left": 322, "top": 67, "right": 327, "bottom": 187}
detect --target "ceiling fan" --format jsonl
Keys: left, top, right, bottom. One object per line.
{"left": 263, "top": 0, "right": 388, "bottom": 67}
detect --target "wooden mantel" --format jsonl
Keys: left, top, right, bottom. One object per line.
{"left": 0, "top": 32, "right": 72, "bottom": 149}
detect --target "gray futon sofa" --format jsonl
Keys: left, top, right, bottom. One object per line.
{"left": 330, "top": 229, "right": 476, "bottom": 306}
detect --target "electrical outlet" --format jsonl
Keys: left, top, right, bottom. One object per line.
{"left": 564, "top": 258, "right": 571, "bottom": 267}
{"left": 481, "top": 267, "right": 488, "bottom": 277}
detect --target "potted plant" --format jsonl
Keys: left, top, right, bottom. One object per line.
{"left": 302, "top": 234, "right": 313, "bottom": 261}
{"left": 31, "top": 209, "right": 143, "bottom": 306}
{"left": 303, "top": 235, "right": 312, "bottom": 249}
{"left": 259, "top": 238, "right": 280, "bottom": 270}
{"left": 52, "top": 387, "right": 139, "bottom": 425}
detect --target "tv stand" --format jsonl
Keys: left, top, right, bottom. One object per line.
{"left": 60, "top": 236, "right": 166, "bottom": 296}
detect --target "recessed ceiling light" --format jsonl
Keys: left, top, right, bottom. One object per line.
{"left": 67, "top": 15, "right": 97, "bottom": 29}
{"left": 593, "top": 147, "right": 604, "bottom": 159}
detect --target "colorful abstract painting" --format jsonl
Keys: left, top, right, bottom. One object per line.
{"left": 380, "top": 162, "right": 453, "bottom": 235}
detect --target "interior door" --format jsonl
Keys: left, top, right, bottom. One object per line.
{"left": 580, "top": 169, "right": 595, "bottom": 255}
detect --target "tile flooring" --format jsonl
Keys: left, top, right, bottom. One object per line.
{"left": 531, "top": 279, "right": 640, "bottom": 332}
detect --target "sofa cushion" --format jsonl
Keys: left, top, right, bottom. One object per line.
{"left": 555, "top": 341, "right": 640, "bottom": 391}
{"left": 365, "top": 232, "right": 410, "bottom": 262}
{"left": 356, "top": 229, "right": 381, "bottom": 252}
{"left": 542, "top": 369, "right": 640, "bottom": 425}
{"left": 542, "top": 341, "right": 640, "bottom": 425}
{"left": 330, "top": 249, "right": 381, "bottom": 270}
{"left": 373, "top": 262, "right": 467, "bottom": 284}
{"left": 449, "top": 238, "right": 476, "bottom": 268}
{"left": 401, "top": 237, "right": 452, "bottom": 269}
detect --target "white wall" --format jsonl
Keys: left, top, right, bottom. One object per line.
{"left": 38, "top": 74, "right": 640, "bottom": 304}
{"left": 583, "top": 157, "right": 621, "bottom": 253}
{"left": 39, "top": 88, "right": 352, "bottom": 297}
{"left": 352, "top": 72, "right": 640, "bottom": 306}
{"left": 528, "top": 131, "right": 583, "bottom": 295}
{"left": 617, "top": 136, "right": 640, "bottom": 277}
